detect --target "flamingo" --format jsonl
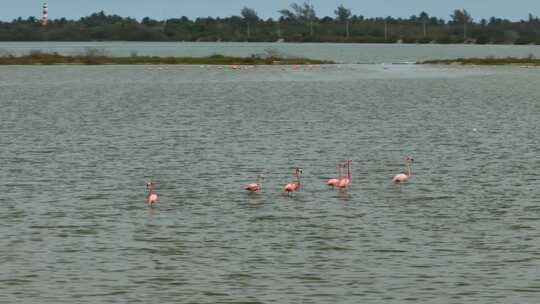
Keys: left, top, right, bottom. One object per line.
{"left": 327, "top": 160, "right": 342, "bottom": 187}
{"left": 146, "top": 180, "right": 158, "bottom": 205}
{"left": 245, "top": 175, "right": 264, "bottom": 192}
{"left": 392, "top": 156, "right": 414, "bottom": 183}
{"left": 284, "top": 168, "right": 302, "bottom": 194}
{"left": 338, "top": 160, "right": 352, "bottom": 188}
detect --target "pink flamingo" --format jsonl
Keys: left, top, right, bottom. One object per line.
{"left": 245, "top": 175, "right": 264, "bottom": 192}
{"left": 327, "top": 160, "right": 342, "bottom": 187}
{"left": 338, "top": 160, "right": 352, "bottom": 188}
{"left": 392, "top": 156, "right": 414, "bottom": 183}
{"left": 146, "top": 180, "right": 158, "bottom": 205}
{"left": 283, "top": 168, "right": 302, "bottom": 194}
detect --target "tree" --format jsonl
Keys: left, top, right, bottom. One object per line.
{"left": 278, "top": 9, "right": 296, "bottom": 21}
{"left": 1, "top": 8, "right": 539, "bottom": 44}
{"left": 240, "top": 7, "right": 258, "bottom": 39}
{"left": 304, "top": 1, "right": 317, "bottom": 37}
{"left": 279, "top": 1, "right": 316, "bottom": 36}
{"left": 450, "top": 9, "right": 473, "bottom": 40}
{"left": 450, "top": 9, "right": 473, "bottom": 24}
{"left": 334, "top": 4, "right": 352, "bottom": 38}
{"left": 142, "top": 17, "right": 160, "bottom": 27}
{"left": 419, "top": 11, "right": 429, "bottom": 37}
{"left": 291, "top": 1, "right": 316, "bottom": 21}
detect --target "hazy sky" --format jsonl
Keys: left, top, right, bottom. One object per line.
{"left": 1, "top": 0, "right": 539, "bottom": 22}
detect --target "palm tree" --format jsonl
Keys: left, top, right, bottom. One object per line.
{"left": 240, "top": 7, "right": 259, "bottom": 39}
{"left": 279, "top": 1, "right": 317, "bottom": 37}
{"left": 334, "top": 5, "right": 352, "bottom": 38}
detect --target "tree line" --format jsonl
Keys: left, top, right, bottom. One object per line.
{"left": 1, "top": 2, "right": 539, "bottom": 44}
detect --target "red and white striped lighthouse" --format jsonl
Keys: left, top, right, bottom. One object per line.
{"left": 42, "top": 2, "right": 48, "bottom": 26}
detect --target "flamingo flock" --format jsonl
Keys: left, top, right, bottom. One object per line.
{"left": 145, "top": 156, "right": 414, "bottom": 204}
{"left": 326, "top": 160, "right": 352, "bottom": 189}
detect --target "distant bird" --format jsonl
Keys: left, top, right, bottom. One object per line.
{"left": 392, "top": 156, "right": 414, "bottom": 183}
{"left": 245, "top": 174, "right": 264, "bottom": 193}
{"left": 284, "top": 168, "right": 302, "bottom": 194}
{"left": 338, "top": 160, "right": 352, "bottom": 188}
{"left": 146, "top": 180, "right": 158, "bottom": 205}
{"left": 327, "top": 160, "right": 342, "bottom": 187}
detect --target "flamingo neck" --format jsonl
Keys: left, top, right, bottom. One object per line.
{"left": 338, "top": 161, "right": 342, "bottom": 179}
{"left": 148, "top": 182, "right": 155, "bottom": 195}
{"left": 406, "top": 163, "right": 412, "bottom": 176}
{"left": 347, "top": 161, "right": 351, "bottom": 180}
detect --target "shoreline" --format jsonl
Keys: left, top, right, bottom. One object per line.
{"left": 2, "top": 41, "right": 539, "bottom": 46}
{"left": 0, "top": 52, "right": 333, "bottom": 66}
{"left": 419, "top": 57, "right": 540, "bottom": 66}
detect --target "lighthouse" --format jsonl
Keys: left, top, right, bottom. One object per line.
{"left": 42, "top": 2, "right": 48, "bottom": 26}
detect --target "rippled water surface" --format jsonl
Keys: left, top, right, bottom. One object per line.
{"left": 1, "top": 64, "right": 540, "bottom": 303}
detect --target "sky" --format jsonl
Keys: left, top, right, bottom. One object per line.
{"left": 1, "top": 0, "right": 539, "bottom": 22}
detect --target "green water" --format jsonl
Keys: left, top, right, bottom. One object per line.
{"left": 1, "top": 64, "right": 539, "bottom": 303}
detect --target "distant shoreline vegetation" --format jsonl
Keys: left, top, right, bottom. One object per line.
{"left": 1, "top": 2, "right": 539, "bottom": 44}
{"left": 420, "top": 55, "right": 540, "bottom": 66}
{"left": 0, "top": 49, "right": 333, "bottom": 65}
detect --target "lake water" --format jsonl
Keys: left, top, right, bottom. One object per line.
{"left": 1, "top": 50, "right": 540, "bottom": 303}
{"left": 1, "top": 41, "right": 540, "bottom": 63}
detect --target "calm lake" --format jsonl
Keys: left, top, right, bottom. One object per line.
{"left": 1, "top": 43, "right": 539, "bottom": 303}
{"left": 2, "top": 41, "right": 540, "bottom": 63}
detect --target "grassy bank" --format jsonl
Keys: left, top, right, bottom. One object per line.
{"left": 0, "top": 51, "right": 332, "bottom": 65}
{"left": 420, "top": 56, "right": 540, "bottom": 66}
